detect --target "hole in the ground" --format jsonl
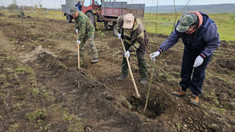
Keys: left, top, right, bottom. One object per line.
{"left": 128, "top": 95, "right": 169, "bottom": 119}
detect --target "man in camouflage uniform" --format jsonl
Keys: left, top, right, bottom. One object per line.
{"left": 19, "top": 6, "right": 25, "bottom": 18}
{"left": 70, "top": 7, "right": 99, "bottom": 63}
{"left": 116, "top": 14, "right": 148, "bottom": 84}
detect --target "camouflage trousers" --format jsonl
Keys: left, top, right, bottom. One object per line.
{"left": 121, "top": 42, "right": 147, "bottom": 79}
{"left": 80, "top": 34, "right": 98, "bottom": 59}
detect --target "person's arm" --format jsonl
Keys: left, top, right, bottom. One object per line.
{"left": 200, "top": 23, "right": 220, "bottom": 58}
{"left": 128, "top": 32, "right": 144, "bottom": 52}
{"left": 76, "top": 18, "right": 86, "bottom": 42}
{"left": 159, "top": 29, "right": 180, "bottom": 52}
{"left": 117, "top": 16, "right": 123, "bottom": 39}
{"left": 117, "top": 16, "right": 125, "bottom": 33}
{"left": 74, "top": 19, "right": 79, "bottom": 32}
{"left": 150, "top": 24, "right": 180, "bottom": 61}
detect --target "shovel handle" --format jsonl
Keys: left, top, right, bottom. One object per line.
{"left": 77, "top": 33, "right": 80, "bottom": 70}
{"left": 120, "top": 39, "right": 140, "bottom": 98}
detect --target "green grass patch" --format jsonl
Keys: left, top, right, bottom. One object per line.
{"left": 143, "top": 13, "right": 235, "bottom": 41}
{"left": 8, "top": 123, "right": 20, "bottom": 132}
{"left": 13, "top": 103, "right": 22, "bottom": 111}
{"left": 0, "top": 74, "right": 7, "bottom": 78}
{"left": 15, "top": 66, "right": 28, "bottom": 74}
{"left": 15, "top": 65, "right": 35, "bottom": 78}
{"left": 31, "top": 88, "right": 40, "bottom": 99}
{"left": 209, "top": 13, "right": 235, "bottom": 41}
{"left": 3, "top": 68, "right": 14, "bottom": 72}
{"left": 26, "top": 108, "right": 47, "bottom": 122}
{"left": 231, "top": 74, "right": 235, "bottom": 78}
{"left": 0, "top": 115, "right": 3, "bottom": 121}
{"left": 42, "top": 89, "right": 55, "bottom": 102}
{"left": 61, "top": 111, "right": 83, "bottom": 131}
{"left": 6, "top": 55, "right": 16, "bottom": 61}
{"left": 0, "top": 93, "right": 6, "bottom": 98}
{"left": 144, "top": 13, "right": 180, "bottom": 35}
{"left": 176, "top": 123, "right": 181, "bottom": 129}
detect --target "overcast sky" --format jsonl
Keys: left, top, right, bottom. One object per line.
{"left": 0, "top": 0, "right": 234, "bottom": 8}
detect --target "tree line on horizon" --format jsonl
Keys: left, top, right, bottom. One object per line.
{"left": 145, "top": 4, "right": 235, "bottom": 14}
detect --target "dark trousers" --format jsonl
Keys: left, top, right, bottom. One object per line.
{"left": 180, "top": 48, "right": 212, "bottom": 96}
{"left": 121, "top": 42, "right": 147, "bottom": 79}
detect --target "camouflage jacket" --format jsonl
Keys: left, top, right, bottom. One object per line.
{"left": 117, "top": 15, "right": 148, "bottom": 52}
{"left": 74, "top": 12, "right": 95, "bottom": 41}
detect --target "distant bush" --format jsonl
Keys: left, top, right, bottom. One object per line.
{"left": 0, "top": 6, "right": 6, "bottom": 10}
{"left": 23, "top": 6, "right": 34, "bottom": 10}
{"left": 7, "top": 4, "right": 19, "bottom": 10}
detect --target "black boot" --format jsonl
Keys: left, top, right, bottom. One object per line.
{"left": 91, "top": 58, "right": 99, "bottom": 63}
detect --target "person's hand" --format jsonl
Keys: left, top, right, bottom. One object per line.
{"left": 124, "top": 50, "right": 130, "bottom": 58}
{"left": 193, "top": 55, "right": 204, "bottom": 67}
{"left": 76, "top": 29, "right": 79, "bottom": 34}
{"left": 76, "top": 40, "right": 80, "bottom": 45}
{"left": 117, "top": 33, "right": 121, "bottom": 39}
{"left": 150, "top": 51, "right": 160, "bottom": 61}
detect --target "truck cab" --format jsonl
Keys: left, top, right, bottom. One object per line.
{"left": 81, "top": 0, "right": 103, "bottom": 26}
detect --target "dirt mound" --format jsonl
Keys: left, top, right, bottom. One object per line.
{"left": 22, "top": 45, "right": 56, "bottom": 63}
{"left": 217, "top": 59, "right": 235, "bottom": 71}
{"left": 26, "top": 49, "right": 171, "bottom": 131}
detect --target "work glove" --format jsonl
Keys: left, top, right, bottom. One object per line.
{"left": 117, "top": 33, "right": 121, "bottom": 39}
{"left": 76, "top": 40, "right": 80, "bottom": 45}
{"left": 150, "top": 51, "right": 161, "bottom": 61}
{"left": 124, "top": 50, "right": 130, "bottom": 58}
{"left": 193, "top": 55, "right": 204, "bottom": 68}
{"left": 76, "top": 29, "right": 79, "bottom": 34}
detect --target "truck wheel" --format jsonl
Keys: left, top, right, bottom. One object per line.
{"left": 66, "top": 14, "right": 72, "bottom": 23}
{"left": 113, "top": 24, "right": 119, "bottom": 37}
{"left": 86, "top": 12, "right": 96, "bottom": 27}
{"left": 104, "top": 22, "right": 113, "bottom": 31}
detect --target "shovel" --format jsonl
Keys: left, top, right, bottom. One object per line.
{"left": 77, "top": 33, "right": 80, "bottom": 70}
{"left": 120, "top": 39, "right": 140, "bottom": 98}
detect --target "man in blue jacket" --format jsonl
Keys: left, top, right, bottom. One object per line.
{"left": 150, "top": 11, "right": 220, "bottom": 105}
{"left": 75, "top": 1, "right": 82, "bottom": 11}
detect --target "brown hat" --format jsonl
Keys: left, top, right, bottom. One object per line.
{"left": 123, "top": 14, "right": 135, "bottom": 29}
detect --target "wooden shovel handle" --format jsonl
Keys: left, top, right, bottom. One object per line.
{"left": 77, "top": 33, "right": 80, "bottom": 70}
{"left": 120, "top": 39, "right": 140, "bottom": 98}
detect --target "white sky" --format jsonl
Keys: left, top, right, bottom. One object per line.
{"left": 0, "top": 0, "right": 234, "bottom": 9}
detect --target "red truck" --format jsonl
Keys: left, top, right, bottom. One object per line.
{"left": 62, "top": 0, "right": 145, "bottom": 36}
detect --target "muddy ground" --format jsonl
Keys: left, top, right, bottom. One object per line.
{"left": 0, "top": 14, "right": 234, "bottom": 131}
